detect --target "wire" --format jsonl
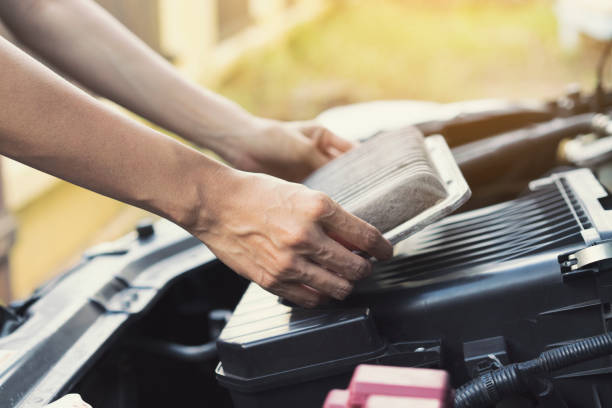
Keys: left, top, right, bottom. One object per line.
{"left": 454, "top": 332, "right": 612, "bottom": 408}
{"left": 124, "top": 337, "right": 218, "bottom": 362}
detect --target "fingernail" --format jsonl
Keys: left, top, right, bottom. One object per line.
{"left": 381, "top": 239, "right": 394, "bottom": 259}
{"left": 358, "top": 261, "right": 372, "bottom": 279}
{"left": 350, "top": 261, "right": 369, "bottom": 280}
{"left": 335, "top": 283, "right": 353, "bottom": 300}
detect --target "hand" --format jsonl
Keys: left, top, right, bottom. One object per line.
{"left": 46, "top": 395, "right": 92, "bottom": 408}
{"left": 189, "top": 169, "right": 393, "bottom": 307}
{"left": 221, "top": 119, "right": 355, "bottom": 182}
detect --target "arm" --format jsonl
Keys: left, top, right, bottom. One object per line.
{"left": 0, "top": 37, "right": 392, "bottom": 306}
{"left": 0, "top": 0, "right": 352, "bottom": 181}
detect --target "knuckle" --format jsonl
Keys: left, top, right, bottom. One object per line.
{"left": 312, "top": 244, "right": 328, "bottom": 259}
{"left": 334, "top": 282, "right": 354, "bottom": 300}
{"left": 260, "top": 274, "right": 280, "bottom": 291}
{"left": 285, "top": 226, "right": 312, "bottom": 248}
{"left": 276, "top": 253, "right": 297, "bottom": 274}
{"left": 294, "top": 267, "right": 311, "bottom": 283}
{"left": 305, "top": 192, "right": 332, "bottom": 219}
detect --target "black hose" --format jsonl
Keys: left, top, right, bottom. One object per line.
{"left": 452, "top": 113, "right": 595, "bottom": 209}
{"left": 454, "top": 113, "right": 594, "bottom": 167}
{"left": 454, "top": 332, "right": 612, "bottom": 408}
{"left": 128, "top": 337, "right": 218, "bottom": 362}
{"left": 534, "top": 333, "right": 612, "bottom": 373}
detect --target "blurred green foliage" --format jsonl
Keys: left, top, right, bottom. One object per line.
{"left": 215, "top": 0, "right": 601, "bottom": 120}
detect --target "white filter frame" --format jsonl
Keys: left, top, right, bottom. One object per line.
{"left": 384, "top": 135, "right": 471, "bottom": 245}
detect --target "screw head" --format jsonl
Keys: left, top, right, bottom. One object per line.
{"left": 136, "top": 219, "right": 155, "bottom": 240}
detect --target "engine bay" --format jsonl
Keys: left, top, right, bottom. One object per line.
{"left": 1, "top": 83, "right": 612, "bottom": 408}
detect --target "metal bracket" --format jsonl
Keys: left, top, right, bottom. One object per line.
{"left": 89, "top": 283, "right": 157, "bottom": 315}
{"left": 83, "top": 241, "right": 130, "bottom": 260}
{"left": 463, "top": 336, "right": 509, "bottom": 379}
{"left": 559, "top": 241, "right": 612, "bottom": 276}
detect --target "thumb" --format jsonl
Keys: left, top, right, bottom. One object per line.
{"left": 289, "top": 127, "right": 331, "bottom": 172}
{"left": 306, "top": 145, "right": 331, "bottom": 170}
{"left": 300, "top": 124, "right": 356, "bottom": 158}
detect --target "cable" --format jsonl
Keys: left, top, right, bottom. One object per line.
{"left": 454, "top": 332, "right": 612, "bottom": 408}
{"left": 126, "top": 337, "right": 218, "bottom": 362}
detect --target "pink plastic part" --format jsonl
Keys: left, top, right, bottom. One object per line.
{"left": 323, "top": 389, "right": 350, "bottom": 408}
{"left": 348, "top": 365, "right": 449, "bottom": 406}
{"left": 365, "top": 395, "right": 443, "bottom": 408}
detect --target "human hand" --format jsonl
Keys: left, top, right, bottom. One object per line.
{"left": 46, "top": 394, "right": 92, "bottom": 408}
{"left": 220, "top": 119, "right": 355, "bottom": 182}
{"left": 188, "top": 169, "right": 393, "bottom": 307}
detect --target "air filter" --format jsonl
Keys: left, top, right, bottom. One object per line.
{"left": 304, "top": 127, "right": 470, "bottom": 244}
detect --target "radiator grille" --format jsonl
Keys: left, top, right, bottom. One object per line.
{"left": 365, "top": 179, "right": 591, "bottom": 288}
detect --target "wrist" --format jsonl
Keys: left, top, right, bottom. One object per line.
{"left": 188, "top": 101, "right": 264, "bottom": 156}
{"left": 146, "top": 141, "right": 236, "bottom": 234}
{"left": 170, "top": 153, "right": 242, "bottom": 235}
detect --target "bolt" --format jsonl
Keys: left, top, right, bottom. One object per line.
{"left": 136, "top": 219, "right": 155, "bottom": 240}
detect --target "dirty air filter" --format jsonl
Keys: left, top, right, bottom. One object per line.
{"left": 304, "top": 127, "right": 471, "bottom": 244}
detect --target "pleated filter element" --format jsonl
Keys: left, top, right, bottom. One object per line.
{"left": 304, "top": 127, "right": 471, "bottom": 245}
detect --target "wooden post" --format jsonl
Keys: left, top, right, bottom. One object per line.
{"left": 0, "top": 163, "right": 16, "bottom": 304}
{"left": 0, "top": 21, "right": 17, "bottom": 303}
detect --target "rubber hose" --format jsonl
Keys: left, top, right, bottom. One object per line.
{"left": 534, "top": 333, "right": 612, "bottom": 373}
{"left": 128, "top": 337, "right": 218, "bottom": 362}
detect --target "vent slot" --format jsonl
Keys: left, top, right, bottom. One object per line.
{"left": 365, "top": 179, "right": 591, "bottom": 289}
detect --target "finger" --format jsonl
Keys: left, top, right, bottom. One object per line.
{"left": 320, "top": 202, "right": 394, "bottom": 260}
{"left": 272, "top": 281, "right": 329, "bottom": 308}
{"left": 289, "top": 257, "right": 354, "bottom": 300}
{"left": 287, "top": 127, "right": 329, "bottom": 171}
{"left": 323, "top": 130, "right": 356, "bottom": 155}
{"left": 305, "top": 144, "right": 331, "bottom": 170}
{"left": 308, "top": 229, "right": 373, "bottom": 281}
{"left": 301, "top": 124, "right": 355, "bottom": 156}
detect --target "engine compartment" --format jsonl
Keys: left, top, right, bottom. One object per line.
{"left": 1, "top": 88, "right": 612, "bottom": 408}
{"left": 71, "top": 261, "right": 248, "bottom": 408}
{"left": 64, "top": 164, "right": 612, "bottom": 408}
{"left": 214, "top": 169, "right": 612, "bottom": 408}
{"left": 69, "top": 170, "right": 612, "bottom": 408}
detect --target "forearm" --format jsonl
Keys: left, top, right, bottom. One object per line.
{"left": 0, "top": 35, "right": 226, "bottom": 228}
{"left": 0, "top": 8, "right": 391, "bottom": 308}
{"left": 0, "top": 0, "right": 258, "bottom": 155}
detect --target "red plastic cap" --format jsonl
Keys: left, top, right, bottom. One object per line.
{"left": 348, "top": 364, "right": 449, "bottom": 406}
{"left": 366, "top": 395, "right": 444, "bottom": 408}
{"left": 323, "top": 389, "right": 350, "bottom": 408}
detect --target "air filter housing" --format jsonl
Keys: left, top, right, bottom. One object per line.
{"left": 216, "top": 169, "right": 612, "bottom": 408}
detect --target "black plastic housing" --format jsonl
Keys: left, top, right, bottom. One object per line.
{"left": 216, "top": 169, "right": 612, "bottom": 408}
